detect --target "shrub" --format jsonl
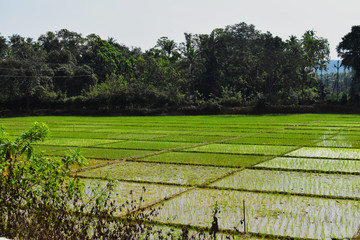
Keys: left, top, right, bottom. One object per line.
{"left": 0, "top": 123, "right": 165, "bottom": 239}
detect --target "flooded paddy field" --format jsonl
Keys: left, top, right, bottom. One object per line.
{"left": 2, "top": 114, "right": 360, "bottom": 239}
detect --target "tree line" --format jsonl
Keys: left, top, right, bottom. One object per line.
{"left": 0, "top": 22, "right": 358, "bottom": 113}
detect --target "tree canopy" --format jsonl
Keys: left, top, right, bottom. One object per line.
{"left": 337, "top": 26, "right": 360, "bottom": 104}
{"left": 0, "top": 22, "right": 337, "bottom": 113}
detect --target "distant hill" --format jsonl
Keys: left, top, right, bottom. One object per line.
{"left": 320, "top": 60, "right": 348, "bottom": 74}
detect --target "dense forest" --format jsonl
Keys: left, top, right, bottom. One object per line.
{"left": 0, "top": 22, "right": 359, "bottom": 114}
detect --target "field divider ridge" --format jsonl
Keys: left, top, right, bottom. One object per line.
{"left": 71, "top": 133, "right": 256, "bottom": 174}
{"left": 122, "top": 158, "right": 258, "bottom": 169}
{"left": 76, "top": 175, "right": 195, "bottom": 187}
{"left": 72, "top": 119, "right": 327, "bottom": 217}
{"left": 113, "top": 120, "right": 326, "bottom": 214}
{"left": 245, "top": 128, "right": 343, "bottom": 169}
{"left": 72, "top": 119, "right": 355, "bottom": 239}
{"left": 71, "top": 120, "right": 324, "bottom": 174}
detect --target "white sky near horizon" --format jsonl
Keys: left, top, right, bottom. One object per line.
{"left": 1, "top": 0, "right": 359, "bottom": 59}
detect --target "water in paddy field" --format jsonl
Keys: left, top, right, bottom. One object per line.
{"left": 154, "top": 189, "right": 359, "bottom": 239}
{"left": 4, "top": 114, "right": 360, "bottom": 239}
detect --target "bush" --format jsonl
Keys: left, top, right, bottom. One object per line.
{"left": 218, "top": 86, "right": 244, "bottom": 107}
{"left": 0, "top": 123, "right": 166, "bottom": 239}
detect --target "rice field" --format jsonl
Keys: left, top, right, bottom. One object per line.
{"left": 2, "top": 114, "right": 360, "bottom": 239}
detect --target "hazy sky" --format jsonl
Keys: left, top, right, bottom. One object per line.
{"left": 1, "top": 0, "right": 359, "bottom": 59}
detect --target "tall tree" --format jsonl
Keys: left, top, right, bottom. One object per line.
{"left": 83, "top": 34, "right": 125, "bottom": 81}
{"left": 337, "top": 26, "right": 360, "bottom": 104}
{"left": 156, "top": 36, "right": 177, "bottom": 58}
{"left": 177, "top": 33, "right": 202, "bottom": 93}
{"left": 259, "top": 33, "right": 287, "bottom": 103}
{"left": 0, "top": 35, "right": 52, "bottom": 109}
{"left": 296, "top": 31, "right": 330, "bottom": 104}
{"left": 301, "top": 30, "right": 330, "bottom": 72}
{"left": 0, "top": 35, "right": 8, "bottom": 58}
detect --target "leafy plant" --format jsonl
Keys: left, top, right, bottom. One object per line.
{"left": 0, "top": 122, "right": 166, "bottom": 239}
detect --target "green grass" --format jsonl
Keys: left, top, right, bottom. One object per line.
{"left": 183, "top": 143, "right": 295, "bottom": 155}
{"left": 78, "top": 161, "right": 235, "bottom": 186}
{"left": 138, "top": 152, "right": 267, "bottom": 167}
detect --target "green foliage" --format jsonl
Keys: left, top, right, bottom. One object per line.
{"left": 218, "top": 86, "right": 244, "bottom": 107}
{"left": 0, "top": 123, "right": 170, "bottom": 239}
{"left": 0, "top": 23, "right": 333, "bottom": 112}
{"left": 0, "top": 122, "right": 84, "bottom": 237}
{"left": 337, "top": 26, "right": 360, "bottom": 104}
{"left": 0, "top": 35, "right": 8, "bottom": 58}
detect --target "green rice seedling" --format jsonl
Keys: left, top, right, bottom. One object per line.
{"left": 93, "top": 132, "right": 171, "bottom": 141}
{"left": 224, "top": 137, "right": 314, "bottom": 146}
{"left": 139, "top": 152, "right": 267, "bottom": 167}
{"left": 78, "top": 161, "right": 234, "bottom": 185}
{"left": 339, "top": 130, "right": 360, "bottom": 136}
{"left": 5, "top": 114, "right": 360, "bottom": 239}
{"left": 49, "top": 131, "right": 143, "bottom": 140}
{"left": 96, "top": 140, "right": 191, "bottom": 150}
{"left": 129, "top": 129, "right": 209, "bottom": 136}
{"left": 291, "top": 126, "right": 344, "bottom": 131}
{"left": 76, "top": 148, "right": 155, "bottom": 160}
{"left": 33, "top": 144, "right": 71, "bottom": 154}
{"left": 152, "top": 188, "right": 359, "bottom": 239}
{"left": 174, "top": 128, "right": 255, "bottom": 135}
{"left": 52, "top": 131, "right": 168, "bottom": 141}
{"left": 40, "top": 137, "right": 119, "bottom": 147}
{"left": 286, "top": 147, "right": 360, "bottom": 159}
{"left": 153, "top": 135, "right": 228, "bottom": 143}
{"left": 183, "top": 143, "right": 294, "bottom": 155}
{"left": 276, "top": 129, "right": 335, "bottom": 135}
{"left": 333, "top": 134, "right": 360, "bottom": 141}
{"left": 313, "top": 139, "right": 357, "bottom": 148}
{"left": 255, "top": 157, "right": 360, "bottom": 173}
{"left": 210, "top": 169, "right": 360, "bottom": 198}
{"left": 250, "top": 132, "right": 325, "bottom": 140}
